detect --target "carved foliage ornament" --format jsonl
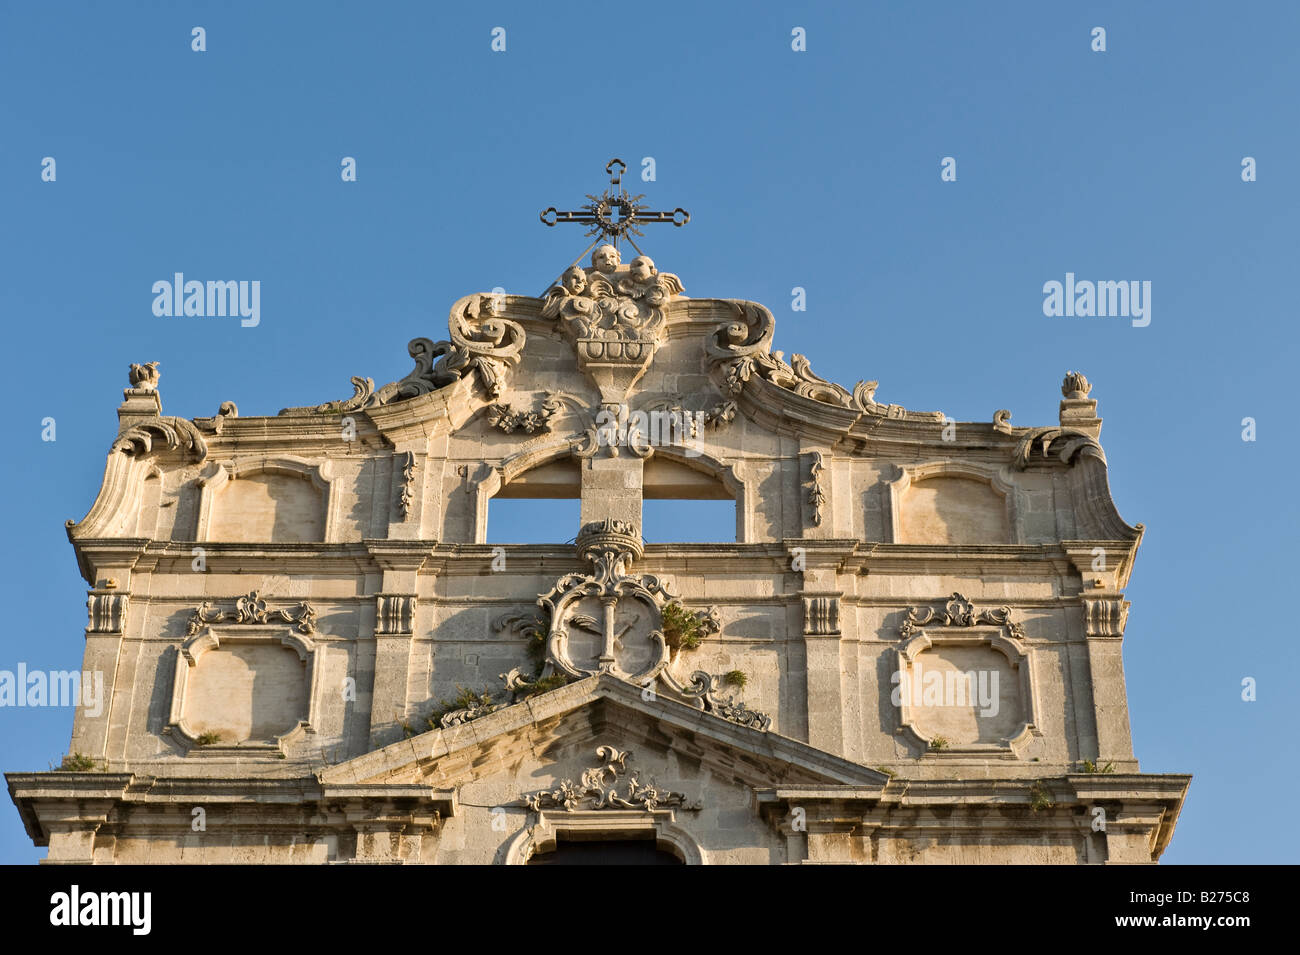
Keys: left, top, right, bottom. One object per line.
{"left": 900, "top": 593, "right": 1025, "bottom": 641}
{"left": 521, "top": 746, "right": 700, "bottom": 813}
{"left": 187, "top": 590, "right": 317, "bottom": 637}
{"left": 486, "top": 395, "right": 562, "bottom": 434}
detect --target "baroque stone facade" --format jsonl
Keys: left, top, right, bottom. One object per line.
{"left": 7, "top": 215, "right": 1188, "bottom": 863}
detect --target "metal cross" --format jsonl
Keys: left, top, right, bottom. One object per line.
{"left": 540, "top": 158, "right": 689, "bottom": 259}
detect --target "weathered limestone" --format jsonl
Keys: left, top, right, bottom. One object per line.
{"left": 7, "top": 171, "right": 1188, "bottom": 863}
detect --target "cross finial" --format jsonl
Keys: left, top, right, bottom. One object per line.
{"left": 540, "top": 158, "right": 689, "bottom": 258}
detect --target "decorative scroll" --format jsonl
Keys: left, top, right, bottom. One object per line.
{"left": 112, "top": 417, "right": 207, "bottom": 461}
{"left": 521, "top": 746, "right": 700, "bottom": 812}
{"left": 1012, "top": 427, "right": 1104, "bottom": 470}
{"left": 186, "top": 590, "right": 317, "bottom": 637}
{"left": 900, "top": 593, "right": 1024, "bottom": 641}
{"left": 706, "top": 301, "right": 853, "bottom": 406}
{"left": 279, "top": 293, "right": 527, "bottom": 415}
{"left": 681, "top": 671, "right": 771, "bottom": 732}
{"left": 536, "top": 520, "right": 677, "bottom": 685}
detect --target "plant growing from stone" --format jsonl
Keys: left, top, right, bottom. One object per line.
{"left": 662, "top": 601, "right": 712, "bottom": 651}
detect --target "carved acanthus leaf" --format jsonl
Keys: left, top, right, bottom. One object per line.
{"left": 486, "top": 394, "right": 562, "bottom": 434}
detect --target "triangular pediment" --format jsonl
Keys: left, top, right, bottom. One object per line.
{"left": 320, "top": 674, "right": 888, "bottom": 793}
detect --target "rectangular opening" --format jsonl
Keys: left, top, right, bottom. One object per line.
{"left": 641, "top": 499, "right": 737, "bottom": 543}
{"left": 486, "top": 497, "right": 580, "bottom": 544}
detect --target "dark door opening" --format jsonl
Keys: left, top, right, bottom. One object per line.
{"left": 527, "top": 837, "right": 683, "bottom": 865}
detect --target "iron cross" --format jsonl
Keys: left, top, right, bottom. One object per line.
{"left": 540, "top": 158, "right": 689, "bottom": 257}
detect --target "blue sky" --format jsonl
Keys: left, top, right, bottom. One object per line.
{"left": 1, "top": 1, "right": 1295, "bottom": 863}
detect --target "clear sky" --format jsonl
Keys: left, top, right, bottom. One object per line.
{"left": 1, "top": 1, "right": 1295, "bottom": 864}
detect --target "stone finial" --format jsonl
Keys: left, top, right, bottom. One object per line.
{"left": 120, "top": 361, "right": 163, "bottom": 420}
{"left": 1059, "top": 371, "right": 1101, "bottom": 439}
{"left": 129, "top": 362, "right": 161, "bottom": 392}
{"left": 1061, "top": 371, "right": 1091, "bottom": 400}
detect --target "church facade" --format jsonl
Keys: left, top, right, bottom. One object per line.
{"left": 8, "top": 166, "right": 1189, "bottom": 864}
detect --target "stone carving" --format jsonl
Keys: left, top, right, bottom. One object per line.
{"left": 542, "top": 248, "right": 685, "bottom": 404}
{"left": 853, "top": 380, "right": 946, "bottom": 422}
{"left": 900, "top": 593, "right": 1025, "bottom": 640}
{"left": 1062, "top": 371, "right": 1092, "bottom": 399}
{"left": 536, "top": 520, "right": 676, "bottom": 685}
{"left": 805, "top": 451, "right": 827, "bottom": 526}
{"left": 111, "top": 418, "right": 207, "bottom": 461}
{"left": 1083, "top": 598, "right": 1129, "bottom": 638}
{"left": 486, "top": 395, "right": 562, "bottom": 434}
{"left": 128, "top": 362, "right": 160, "bottom": 391}
{"left": 277, "top": 294, "right": 526, "bottom": 415}
{"left": 395, "top": 451, "right": 417, "bottom": 519}
{"left": 681, "top": 671, "right": 772, "bottom": 732}
{"left": 707, "top": 301, "right": 853, "bottom": 406}
{"left": 802, "top": 596, "right": 840, "bottom": 636}
{"left": 438, "top": 697, "right": 506, "bottom": 728}
{"left": 86, "top": 592, "right": 129, "bottom": 634}
{"left": 279, "top": 376, "right": 375, "bottom": 416}
{"left": 194, "top": 401, "right": 239, "bottom": 434}
{"left": 376, "top": 595, "right": 416, "bottom": 635}
{"left": 1012, "top": 427, "right": 1104, "bottom": 470}
{"left": 542, "top": 246, "right": 685, "bottom": 344}
{"left": 521, "top": 746, "right": 700, "bottom": 812}
{"left": 186, "top": 590, "right": 317, "bottom": 637}
{"left": 377, "top": 294, "right": 526, "bottom": 402}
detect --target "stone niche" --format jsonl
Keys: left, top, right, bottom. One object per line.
{"left": 168, "top": 627, "right": 319, "bottom": 752}
{"left": 196, "top": 458, "right": 335, "bottom": 543}
{"left": 888, "top": 465, "right": 1015, "bottom": 545}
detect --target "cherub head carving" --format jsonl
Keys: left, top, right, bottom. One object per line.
{"left": 628, "top": 255, "right": 658, "bottom": 284}
{"left": 561, "top": 264, "right": 587, "bottom": 295}
{"left": 591, "top": 244, "right": 620, "bottom": 274}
